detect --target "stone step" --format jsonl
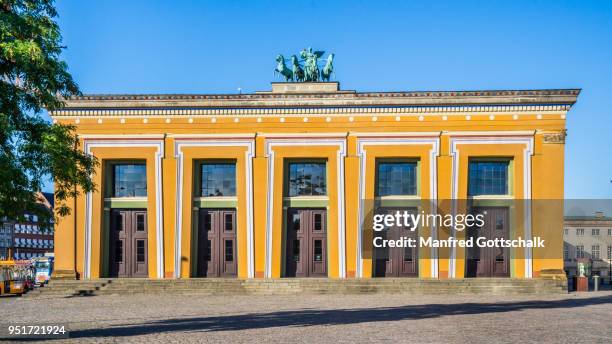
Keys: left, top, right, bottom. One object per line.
{"left": 27, "top": 288, "right": 562, "bottom": 298}
{"left": 24, "top": 278, "right": 566, "bottom": 298}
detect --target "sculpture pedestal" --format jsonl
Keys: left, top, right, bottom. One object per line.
{"left": 576, "top": 276, "right": 588, "bottom": 292}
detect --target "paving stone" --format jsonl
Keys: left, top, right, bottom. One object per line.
{"left": 2, "top": 291, "right": 610, "bottom": 343}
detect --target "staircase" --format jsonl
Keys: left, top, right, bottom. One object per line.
{"left": 24, "top": 278, "right": 567, "bottom": 298}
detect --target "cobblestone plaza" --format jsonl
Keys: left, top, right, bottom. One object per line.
{"left": 2, "top": 292, "right": 611, "bottom": 343}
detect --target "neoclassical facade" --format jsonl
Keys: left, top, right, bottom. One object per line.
{"left": 50, "top": 82, "right": 579, "bottom": 280}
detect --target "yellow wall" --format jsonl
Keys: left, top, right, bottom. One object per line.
{"left": 52, "top": 111, "right": 568, "bottom": 280}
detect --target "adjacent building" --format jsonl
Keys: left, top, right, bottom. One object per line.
{"left": 49, "top": 82, "right": 578, "bottom": 280}
{"left": 564, "top": 212, "right": 612, "bottom": 283}
{"left": 0, "top": 221, "right": 13, "bottom": 260}
{"left": 0, "top": 192, "right": 55, "bottom": 260}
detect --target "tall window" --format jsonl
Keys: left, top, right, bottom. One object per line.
{"left": 592, "top": 245, "right": 600, "bottom": 260}
{"left": 201, "top": 163, "right": 236, "bottom": 197}
{"left": 564, "top": 228, "right": 568, "bottom": 235}
{"left": 376, "top": 161, "right": 417, "bottom": 196}
{"left": 592, "top": 228, "right": 600, "bottom": 236}
{"left": 608, "top": 245, "right": 612, "bottom": 260}
{"left": 608, "top": 228, "right": 612, "bottom": 236}
{"left": 576, "top": 228, "right": 584, "bottom": 236}
{"left": 576, "top": 245, "right": 584, "bottom": 258}
{"left": 287, "top": 162, "right": 326, "bottom": 197}
{"left": 113, "top": 164, "right": 147, "bottom": 197}
{"left": 563, "top": 244, "right": 569, "bottom": 260}
{"left": 468, "top": 161, "right": 509, "bottom": 196}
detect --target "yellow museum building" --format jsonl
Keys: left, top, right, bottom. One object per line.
{"left": 50, "top": 82, "right": 579, "bottom": 281}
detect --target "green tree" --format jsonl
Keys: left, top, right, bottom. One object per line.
{"left": 1, "top": 0, "right": 97, "bottom": 224}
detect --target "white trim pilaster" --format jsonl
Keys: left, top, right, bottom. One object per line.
{"left": 82, "top": 137, "right": 165, "bottom": 279}
{"left": 449, "top": 135, "right": 534, "bottom": 278}
{"left": 355, "top": 135, "right": 440, "bottom": 278}
{"left": 264, "top": 137, "right": 347, "bottom": 278}
{"left": 173, "top": 138, "right": 255, "bottom": 278}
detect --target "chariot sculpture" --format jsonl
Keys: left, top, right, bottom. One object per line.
{"left": 275, "top": 47, "right": 334, "bottom": 82}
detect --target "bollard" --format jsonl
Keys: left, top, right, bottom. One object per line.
{"left": 593, "top": 275, "right": 600, "bottom": 291}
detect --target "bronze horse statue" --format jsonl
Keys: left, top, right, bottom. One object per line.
{"left": 291, "top": 55, "right": 305, "bottom": 82}
{"left": 275, "top": 54, "right": 293, "bottom": 81}
{"left": 321, "top": 53, "right": 334, "bottom": 82}
{"left": 274, "top": 49, "right": 334, "bottom": 82}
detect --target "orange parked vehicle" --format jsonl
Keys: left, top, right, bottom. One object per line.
{"left": 0, "top": 261, "right": 26, "bottom": 296}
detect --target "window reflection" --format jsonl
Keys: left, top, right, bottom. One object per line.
{"left": 376, "top": 162, "right": 417, "bottom": 196}
{"left": 468, "top": 161, "right": 509, "bottom": 196}
{"left": 201, "top": 163, "right": 236, "bottom": 197}
{"left": 113, "top": 164, "right": 147, "bottom": 197}
{"left": 288, "top": 162, "right": 326, "bottom": 196}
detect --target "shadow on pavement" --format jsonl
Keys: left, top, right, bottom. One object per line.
{"left": 64, "top": 295, "right": 612, "bottom": 339}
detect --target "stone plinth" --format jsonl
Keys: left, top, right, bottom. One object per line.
{"left": 270, "top": 82, "right": 340, "bottom": 93}
{"left": 51, "top": 270, "right": 79, "bottom": 280}
{"left": 576, "top": 276, "right": 588, "bottom": 292}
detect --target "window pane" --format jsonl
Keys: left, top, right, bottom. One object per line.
{"left": 287, "top": 162, "right": 326, "bottom": 196}
{"left": 225, "top": 213, "right": 233, "bottom": 232}
{"left": 136, "top": 214, "right": 145, "bottom": 231}
{"left": 404, "top": 247, "right": 413, "bottom": 262}
{"left": 292, "top": 212, "right": 300, "bottom": 231}
{"left": 201, "top": 163, "right": 236, "bottom": 197}
{"left": 495, "top": 216, "right": 504, "bottom": 230}
{"left": 113, "top": 164, "right": 147, "bottom": 197}
{"left": 314, "top": 213, "right": 322, "bottom": 231}
{"left": 376, "top": 162, "right": 417, "bottom": 196}
{"left": 136, "top": 240, "right": 145, "bottom": 262}
{"left": 592, "top": 245, "right": 600, "bottom": 259}
{"left": 314, "top": 240, "right": 323, "bottom": 261}
{"left": 225, "top": 240, "right": 233, "bottom": 262}
{"left": 468, "top": 161, "right": 509, "bottom": 196}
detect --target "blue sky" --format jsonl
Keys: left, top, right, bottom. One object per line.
{"left": 49, "top": 0, "right": 612, "bottom": 198}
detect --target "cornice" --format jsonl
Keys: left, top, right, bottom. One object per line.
{"left": 57, "top": 88, "right": 580, "bottom": 112}
{"left": 564, "top": 219, "right": 612, "bottom": 225}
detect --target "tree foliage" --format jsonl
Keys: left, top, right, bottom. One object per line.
{"left": 1, "top": 0, "right": 97, "bottom": 222}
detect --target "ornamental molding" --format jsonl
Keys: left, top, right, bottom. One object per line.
{"left": 542, "top": 130, "right": 567, "bottom": 144}
{"left": 51, "top": 104, "right": 572, "bottom": 117}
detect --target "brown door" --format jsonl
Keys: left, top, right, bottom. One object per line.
{"left": 285, "top": 208, "right": 327, "bottom": 277}
{"left": 196, "top": 209, "right": 237, "bottom": 277}
{"left": 109, "top": 209, "right": 148, "bottom": 278}
{"left": 373, "top": 207, "right": 418, "bottom": 277}
{"left": 466, "top": 207, "right": 510, "bottom": 277}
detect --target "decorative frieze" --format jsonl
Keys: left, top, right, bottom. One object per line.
{"left": 542, "top": 131, "right": 567, "bottom": 144}
{"left": 50, "top": 104, "right": 572, "bottom": 118}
